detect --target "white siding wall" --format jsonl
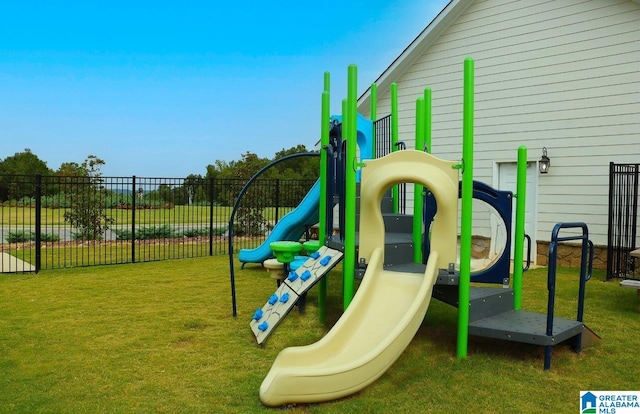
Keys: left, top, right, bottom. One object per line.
{"left": 366, "top": 0, "right": 640, "bottom": 247}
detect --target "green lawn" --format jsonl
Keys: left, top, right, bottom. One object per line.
{"left": 1, "top": 258, "right": 639, "bottom": 413}
{"left": 1, "top": 205, "right": 294, "bottom": 226}
{"left": 9, "top": 238, "right": 265, "bottom": 269}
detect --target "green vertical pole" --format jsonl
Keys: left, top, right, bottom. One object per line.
{"left": 513, "top": 146, "right": 527, "bottom": 310}
{"left": 370, "top": 83, "right": 377, "bottom": 158}
{"left": 391, "top": 82, "right": 399, "bottom": 214}
{"left": 317, "top": 72, "right": 330, "bottom": 323}
{"left": 458, "top": 58, "right": 474, "bottom": 360}
{"left": 343, "top": 64, "right": 358, "bottom": 310}
{"left": 413, "top": 98, "right": 425, "bottom": 263}
{"left": 424, "top": 88, "right": 432, "bottom": 153}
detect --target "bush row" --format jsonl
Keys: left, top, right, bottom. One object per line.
{"left": 1, "top": 194, "right": 183, "bottom": 209}
{"left": 113, "top": 225, "right": 227, "bottom": 241}
{"left": 4, "top": 226, "right": 228, "bottom": 243}
{"left": 5, "top": 231, "right": 61, "bottom": 243}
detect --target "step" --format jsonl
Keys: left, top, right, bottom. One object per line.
{"left": 355, "top": 183, "right": 395, "bottom": 214}
{"left": 433, "top": 285, "right": 514, "bottom": 319}
{"left": 355, "top": 196, "right": 395, "bottom": 215}
{"left": 469, "top": 288, "right": 515, "bottom": 322}
{"left": 382, "top": 213, "right": 414, "bottom": 233}
{"left": 468, "top": 310, "right": 584, "bottom": 346}
{"left": 327, "top": 232, "right": 414, "bottom": 264}
{"left": 355, "top": 212, "right": 413, "bottom": 233}
{"left": 327, "top": 232, "right": 413, "bottom": 249}
{"left": 384, "top": 262, "right": 426, "bottom": 273}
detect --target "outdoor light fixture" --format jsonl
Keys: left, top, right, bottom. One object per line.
{"left": 539, "top": 147, "right": 550, "bottom": 174}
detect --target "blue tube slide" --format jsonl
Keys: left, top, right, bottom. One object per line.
{"left": 238, "top": 180, "right": 321, "bottom": 265}
{"left": 331, "top": 113, "right": 373, "bottom": 182}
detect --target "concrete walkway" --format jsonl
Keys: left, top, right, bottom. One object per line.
{"left": 1, "top": 252, "right": 35, "bottom": 273}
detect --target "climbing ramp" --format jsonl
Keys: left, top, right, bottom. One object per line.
{"left": 250, "top": 245, "right": 343, "bottom": 345}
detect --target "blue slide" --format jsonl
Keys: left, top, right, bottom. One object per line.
{"left": 238, "top": 180, "right": 320, "bottom": 265}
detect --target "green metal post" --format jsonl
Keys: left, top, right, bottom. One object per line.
{"left": 458, "top": 58, "right": 474, "bottom": 360}
{"left": 317, "top": 72, "right": 330, "bottom": 323}
{"left": 343, "top": 64, "right": 358, "bottom": 310}
{"left": 513, "top": 146, "right": 527, "bottom": 310}
{"left": 391, "top": 82, "right": 399, "bottom": 214}
{"left": 370, "top": 83, "right": 377, "bottom": 157}
{"left": 424, "top": 88, "right": 432, "bottom": 153}
{"left": 413, "top": 98, "right": 425, "bottom": 263}
{"left": 324, "top": 71, "right": 330, "bottom": 97}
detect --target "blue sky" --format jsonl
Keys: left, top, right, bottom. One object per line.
{"left": 0, "top": 0, "right": 449, "bottom": 177}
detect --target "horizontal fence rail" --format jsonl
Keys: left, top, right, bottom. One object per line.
{"left": 0, "top": 174, "right": 316, "bottom": 272}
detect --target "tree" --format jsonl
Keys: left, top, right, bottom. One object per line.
{"left": 0, "top": 148, "right": 51, "bottom": 176}
{"left": 0, "top": 149, "right": 53, "bottom": 201}
{"left": 56, "top": 162, "right": 83, "bottom": 177}
{"left": 203, "top": 148, "right": 319, "bottom": 235}
{"left": 230, "top": 152, "right": 270, "bottom": 236}
{"left": 63, "top": 155, "right": 115, "bottom": 240}
{"left": 184, "top": 174, "right": 205, "bottom": 205}
{"left": 272, "top": 145, "right": 320, "bottom": 181}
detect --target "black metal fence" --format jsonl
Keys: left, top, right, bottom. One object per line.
{"left": 607, "top": 162, "right": 639, "bottom": 280}
{"left": 0, "top": 174, "right": 315, "bottom": 272}
{"left": 374, "top": 114, "right": 392, "bottom": 158}
{"left": 373, "top": 113, "right": 407, "bottom": 214}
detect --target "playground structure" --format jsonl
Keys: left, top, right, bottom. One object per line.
{"left": 228, "top": 58, "right": 596, "bottom": 407}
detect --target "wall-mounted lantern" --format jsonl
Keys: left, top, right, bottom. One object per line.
{"left": 539, "top": 147, "right": 550, "bottom": 174}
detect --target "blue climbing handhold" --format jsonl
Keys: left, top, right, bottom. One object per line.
{"left": 287, "top": 271, "right": 298, "bottom": 282}
{"left": 300, "top": 269, "right": 312, "bottom": 282}
{"left": 310, "top": 251, "right": 320, "bottom": 259}
{"left": 279, "top": 292, "right": 290, "bottom": 303}
{"left": 258, "top": 321, "right": 269, "bottom": 331}
{"left": 268, "top": 294, "right": 278, "bottom": 305}
{"left": 252, "top": 308, "right": 263, "bottom": 321}
{"left": 320, "top": 255, "right": 331, "bottom": 266}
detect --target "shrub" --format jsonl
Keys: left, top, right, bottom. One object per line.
{"left": 63, "top": 156, "right": 115, "bottom": 241}
{"left": 6, "top": 231, "right": 34, "bottom": 243}
{"left": 113, "top": 229, "right": 133, "bottom": 241}
{"left": 71, "top": 230, "right": 104, "bottom": 241}
{"left": 5, "top": 231, "right": 60, "bottom": 243}
{"left": 17, "top": 196, "right": 35, "bottom": 206}
{"left": 41, "top": 193, "right": 69, "bottom": 208}
{"left": 113, "top": 226, "right": 227, "bottom": 240}
{"left": 179, "top": 228, "right": 210, "bottom": 238}
{"left": 212, "top": 226, "right": 227, "bottom": 237}
{"left": 234, "top": 206, "right": 267, "bottom": 236}
{"left": 137, "top": 225, "right": 176, "bottom": 240}
{"left": 40, "top": 233, "right": 61, "bottom": 242}
{"left": 114, "top": 225, "right": 176, "bottom": 241}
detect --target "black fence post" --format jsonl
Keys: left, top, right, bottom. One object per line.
{"left": 275, "top": 179, "right": 280, "bottom": 224}
{"left": 35, "top": 174, "right": 42, "bottom": 273}
{"left": 131, "top": 176, "right": 136, "bottom": 263}
{"left": 209, "top": 177, "right": 214, "bottom": 256}
{"left": 607, "top": 163, "right": 640, "bottom": 280}
{"left": 607, "top": 162, "right": 614, "bottom": 280}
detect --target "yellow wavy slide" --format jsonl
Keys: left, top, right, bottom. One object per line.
{"left": 259, "top": 150, "right": 458, "bottom": 406}
{"left": 259, "top": 248, "right": 440, "bottom": 406}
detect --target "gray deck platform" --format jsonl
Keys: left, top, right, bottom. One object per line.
{"left": 468, "top": 310, "right": 583, "bottom": 346}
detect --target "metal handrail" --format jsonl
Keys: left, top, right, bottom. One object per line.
{"left": 523, "top": 234, "right": 532, "bottom": 272}
{"left": 544, "top": 222, "right": 593, "bottom": 370}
